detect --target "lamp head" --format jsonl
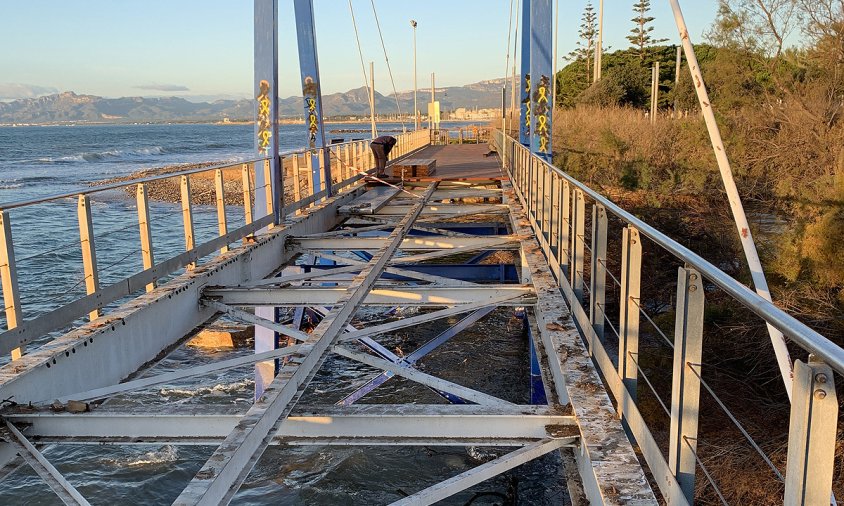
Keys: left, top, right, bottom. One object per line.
{"left": 410, "top": 20, "right": 417, "bottom": 28}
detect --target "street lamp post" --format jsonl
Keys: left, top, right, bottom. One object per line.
{"left": 411, "top": 20, "right": 418, "bottom": 131}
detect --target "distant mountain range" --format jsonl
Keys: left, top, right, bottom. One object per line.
{"left": 0, "top": 78, "right": 507, "bottom": 124}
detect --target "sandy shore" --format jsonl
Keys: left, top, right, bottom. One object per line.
{"left": 91, "top": 159, "right": 308, "bottom": 206}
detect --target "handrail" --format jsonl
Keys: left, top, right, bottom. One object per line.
{"left": 0, "top": 155, "right": 269, "bottom": 211}
{"left": 494, "top": 130, "right": 844, "bottom": 375}
{"left": 0, "top": 129, "right": 431, "bottom": 360}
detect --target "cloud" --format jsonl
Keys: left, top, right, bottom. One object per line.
{"left": 134, "top": 84, "right": 190, "bottom": 92}
{"left": 0, "top": 83, "right": 59, "bottom": 100}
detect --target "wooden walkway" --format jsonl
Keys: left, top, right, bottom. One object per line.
{"left": 399, "top": 144, "right": 502, "bottom": 179}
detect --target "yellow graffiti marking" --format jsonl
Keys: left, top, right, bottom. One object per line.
{"left": 256, "top": 80, "right": 272, "bottom": 153}
{"left": 537, "top": 85, "right": 548, "bottom": 105}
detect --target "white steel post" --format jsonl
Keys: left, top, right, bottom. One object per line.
{"left": 242, "top": 163, "right": 254, "bottom": 243}
{"left": 77, "top": 195, "right": 100, "bottom": 321}
{"left": 668, "top": 266, "right": 704, "bottom": 503}
{"left": 136, "top": 183, "right": 156, "bottom": 293}
{"left": 667, "top": 0, "right": 794, "bottom": 398}
{"left": 214, "top": 169, "right": 229, "bottom": 254}
{"left": 785, "top": 357, "right": 837, "bottom": 505}
{"left": 571, "top": 189, "right": 585, "bottom": 303}
{"left": 180, "top": 175, "right": 196, "bottom": 271}
{"left": 0, "top": 211, "right": 22, "bottom": 360}
{"left": 618, "top": 226, "right": 642, "bottom": 409}
{"left": 589, "top": 204, "right": 607, "bottom": 344}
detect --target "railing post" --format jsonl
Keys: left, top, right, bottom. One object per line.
{"left": 589, "top": 204, "right": 608, "bottom": 344}
{"left": 77, "top": 195, "right": 100, "bottom": 321}
{"left": 291, "top": 155, "right": 303, "bottom": 210}
{"left": 549, "top": 172, "right": 560, "bottom": 261}
{"left": 560, "top": 180, "right": 571, "bottom": 272}
{"left": 0, "top": 210, "right": 23, "bottom": 360}
{"left": 785, "top": 356, "right": 837, "bottom": 506}
{"left": 214, "top": 169, "right": 228, "bottom": 254}
{"left": 180, "top": 175, "right": 195, "bottom": 270}
{"left": 668, "top": 266, "right": 704, "bottom": 504}
{"left": 136, "top": 183, "right": 156, "bottom": 292}
{"left": 618, "top": 226, "right": 642, "bottom": 410}
{"left": 242, "top": 163, "right": 254, "bottom": 242}
{"left": 571, "top": 189, "right": 585, "bottom": 302}
{"left": 542, "top": 167, "right": 552, "bottom": 248}
{"left": 263, "top": 159, "right": 274, "bottom": 226}
{"left": 318, "top": 148, "right": 326, "bottom": 194}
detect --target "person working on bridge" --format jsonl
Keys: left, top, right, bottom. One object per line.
{"left": 369, "top": 135, "right": 397, "bottom": 178}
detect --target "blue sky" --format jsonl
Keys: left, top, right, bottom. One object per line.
{"left": 0, "top": 0, "right": 719, "bottom": 102}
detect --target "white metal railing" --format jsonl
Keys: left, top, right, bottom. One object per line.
{"left": 0, "top": 130, "right": 430, "bottom": 362}
{"left": 492, "top": 129, "right": 839, "bottom": 505}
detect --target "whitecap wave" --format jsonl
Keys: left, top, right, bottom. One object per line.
{"left": 123, "top": 445, "right": 179, "bottom": 467}
{"left": 36, "top": 146, "right": 167, "bottom": 163}
{"left": 159, "top": 379, "right": 254, "bottom": 398}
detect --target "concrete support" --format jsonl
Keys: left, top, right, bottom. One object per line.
{"left": 589, "top": 204, "right": 607, "bottom": 344}
{"left": 785, "top": 357, "right": 838, "bottom": 505}
{"left": 668, "top": 267, "right": 704, "bottom": 504}
{"left": 77, "top": 195, "right": 100, "bottom": 321}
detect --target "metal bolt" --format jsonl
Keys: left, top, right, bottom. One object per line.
{"left": 690, "top": 273, "right": 698, "bottom": 281}
{"left": 689, "top": 284, "right": 698, "bottom": 292}
{"left": 815, "top": 373, "right": 828, "bottom": 384}
{"left": 814, "top": 389, "right": 827, "bottom": 400}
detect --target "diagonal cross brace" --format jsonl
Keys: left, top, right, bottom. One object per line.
{"left": 1, "top": 420, "right": 91, "bottom": 506}
{"left": 338, "top": 306, "right": 496, "bottom": 405}
{"left": 172, "top": 183, "right": 439, "bottom": 506}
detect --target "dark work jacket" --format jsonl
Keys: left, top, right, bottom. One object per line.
{"left": 371, "top": 136, "right": 397, "bottom": 152}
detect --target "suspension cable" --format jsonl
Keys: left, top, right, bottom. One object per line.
{"left": 504, "top": 0, "right": 515, "bottom": 93}
{"left": 348, "top": 0, "right": 376, "bottom": 136}
{"left": 369, "top": 0, "right": 405, "bottom": 130}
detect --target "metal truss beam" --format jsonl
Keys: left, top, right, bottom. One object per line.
{"left": 293, "top": 235, "right": 519, "bottom": 251}
{"left": 373, "top": 204, "right": 509, "bottom": 216}
{"left": 391, "top": 438, "right": 567, "bottom": 506}
{"left": 339, "top": 307, "right": 496, "bottom": 405}
{"left": 1, "top": 421, "right": 91, "bottom": 505}
{"left": 5, "top": 405, "right": 574, "bottom": 445}
{"left": 235, "top": 264, "right": 363, "bottom": 287}
{"left": 50, "top": 345, "right": 303, "bottom": 405}
{"left": 333, "top": 346, "right": 513, "bottom": 407}
{"left": 174, "top": 183, "right": 439, "bottom": 505}
{"left": 202, "top": 300, "right": 311, "bottom": 342}
{"left": 339, "top": 295, "right": 529, "bottom": 342}
{"left": 202, "top": 285, "right": 535, "bottom": 307}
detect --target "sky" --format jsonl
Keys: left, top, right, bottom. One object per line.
{"left": 0, "top": 0, "right": 720, "bottom": 102}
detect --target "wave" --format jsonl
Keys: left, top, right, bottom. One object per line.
{"left": 158, "top": 379, "right": 253, "bottom": 398}
{"left": 36, "top": 146, "right": 167, "bottom": 164}
{"left": 120, "top": 445, "right": 179, "bottom": 467}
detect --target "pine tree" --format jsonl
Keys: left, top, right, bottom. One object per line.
{"left": 627, "top": 0, "right": 667, "bottom": 60}
{"left": 566, "top": 2, "right": 598, "bottom": 84}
